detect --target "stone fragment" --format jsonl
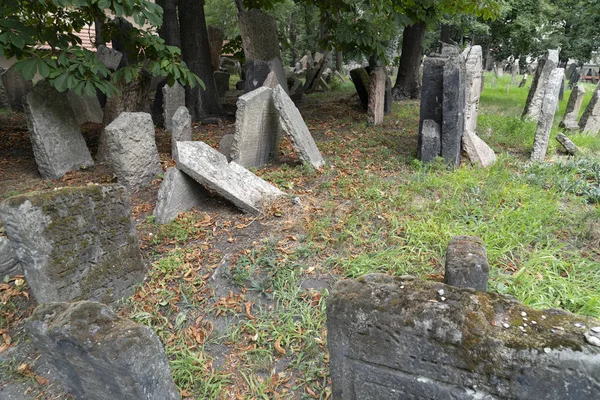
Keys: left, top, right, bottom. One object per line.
{"left": 350, "top": 67, "right": 370, "bottom": 110}
{"left": 175, "top": 141, "right": 284, "bottom": 214}
{"left": 208, "top": 25, "right": 224, "bottom": 72}
{"left": 0, "top": 185, "right": 145, "bottom": 303}
{"left": 104, "top": 112, "right": 162, "bottom": 188}
{"left": 214, "top": 71, "right": 230, "bottom": 97}
{"left": 272, "top": 85, "right": 325, "bottom": 169}
{"left": 579, "top": 89, "right": 600, "bottom": 134}
{"left": 327, "top": 273, "right": 600, "bottom": 400}
{"left": 67, "top": 90, "right": 103, "bottom": 124}
{"left": 232, "top": 86, "right": 280, "bottom": 168}
{"left": 219, "top": 134, "right": 234, "bottom": 161}
{"left": 556, "top": 133, "right": 580, "bottom": 156}
{"left": 441, "top": 55, "right": 466, "bottom": 167}
{"left": 95, "top": 45, "right": 123, "bottom": 71}
{"left": 154, "top": 168, "right": 209, "bottom": 224}
{"left": 28, "top": 301, "right": 179, "bottom": 400}
{"left": 24, "top": 81, "right": 94, "bottom": 179}
{"left": 523, "top": 49, "right": 559, "bottom": 122}
{"left": 162, "top": 82, "right": 185, "bottom": 132}
{"left": 0, "top": 65, "right": 33, "bottom": 111}
{"left": 444, "top": 235, "right": 489, "bottom": 291}
{"left": 560, "top": 84, "right": 585, "bottom": 131}
{"left": 531, "top": 68, "right": 565, "bottom": 162}
{"left": 462, "top": 131, "right": 497, "bottom": 167}
{"left": 170, "top": 106, "right": 192, "bottom": 158}
{"left": 0, "top": 237, "right": 22, "bottom": 277}
{"left": 419, "top": 119, "right": 441, "bottom": 164}
{"left": 262, "top": 71, "right": 279, "bottom": 88}
{"left": 367, "top": 68, "right": 385, "bottom": 125}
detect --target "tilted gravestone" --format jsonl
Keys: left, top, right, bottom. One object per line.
{"left": 531, "top": 68, "right": 565, "bottom": 162}
{"left": 565, "top": 63, "right": 577, "bottom": 80}
{"left": 327, "top": 273, "right": 600, "bottom": 400}
{"left": 579, "top": 89, "right": 600, "bottom": 134}
{"left": 175, "top": 141, "right": 284, "bottom": 214}
{"left": 24, "top": 81, "right": 94, "bottom": 179}
{"left": 523, "top": 49, "right": 559, "bottom": 122}
{"left": 350, "top": 68, "right": 370, "bottom": 110}
{"left": 441, "top": 54, "right": 466, "bottom": 167}
{"left": 67, "top": 90, "right": 103, "bottom": 125}
{"left": 28, "top": 301, "right": 179, "bottom": 400}
{"left": 273, "top": 85, "right": 325, "bottom": 169}
{"left": 0, "top": 237, "right": 22, "bottom": 278}
{"left": 560, "top": 84, "right": 585, "bottom": 131}
{"left": 245, "top": 59, "right": 288, "bottom": 94}
{"left": 367, "top": 68, "right": 385, "bottom": 125}
{"left": 1, "top": 65, "right": 33, "bottom": 111}
{"left": 518, "top": 73, "right": 528, "bottom": 88}
{"left": 154, "top": 167, "right": 209, "bottom": 224}
{"left": 232, "top": 86, "right": 280, "bottom": 168}
{"left": 162, "top": 82, "right": 185, "bottom": 132}
{"left": 170, "top": 106, "right": 192, "bottom": 158}
{"left": 214, "top": 71, "right": 230, "bottom": 97}
{"left": 444, "top": 235, "right": 489, "bottom": 291}
{"left": 104, "top": 112, "right": 162, "bottom": 188}
{"left": 304, "top": 54, "right": 329, "bottom": 94}
{"left": 0, "top": 185, "right": 145, "bottom": 303}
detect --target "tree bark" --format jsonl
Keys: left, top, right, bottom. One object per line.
{"left": 335, "top": 49, "right": 343, "bottom": 71}
{"left": 392, "top": 22, "right": 426, "bottom": 101}
{"left": 179, "top": 0, "right": 221, "bottom": 119}
{"left": 156, "top": 0, "right": 181, "bottom": 48}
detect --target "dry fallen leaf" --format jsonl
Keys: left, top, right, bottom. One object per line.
{"left": 274, "top": 336, "right": 286, "bottom": 355}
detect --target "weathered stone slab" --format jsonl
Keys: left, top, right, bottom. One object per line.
{"left": 350, "top": 67, "right": 369, "bottom": 110}
{"left": 154, "top": 168, "right": 209, "bottom": 224}
{"left": 419, "top": 119, "right": 441, "bottom": 164}
{"left": 441, "top": 55, "right": 465, "bottom": 167}
{"left": 24, "top": 81, "right": 94, "bottom": 179}
{"left": 560, "top": 84, "right": 585, "bottom": 130}
{"left": 444, "top": 236, "right": 489, "bottom": 291}
{"left": 1, "top": 65, "right": 33, "bottom": 111}
{"left": 568, "top": 68, "right": 580, "bottom": 89}
{"left": 219, "top": 134, "right": 234, "bottom": 161}
{"left": 523, "top": 49, "right": 559, "bottom": 122}
{"left": 327, "top": 273, "right": 600, "bottom": 400}
{"left": 462, "top": 131, "right": 497, "bottom": 167}
{"left": 0, "top": 237, "right": 22, "bottom": 278}
{"left": 304, "top": 53, "right": 328, "bottom": 94}
{"left": 175, "top": 141, "right": 284, "bottom": 214}
{"left": 104, "top": 112, "right": 162, "bottom": 188}
{"left": 367, "top": 68, "right": 385, "bottom": 125}
{"left": 556, "top": 133, "right": 580, "bottom": 155}
{"left": 273, "top": 85, "right": 325, "bottom": 169}
{"left": 232, "top": 87, "right": 280, "bottom": 168}
{"left": 245, "top": 59, "right": 288, "bottom": 94}
{"left": 579, "top": 89, "right": 600, "bottom": 134}
{"left": 28, "top": 301, "right": 179, "bottom": 400}
{"left": 95, "top": 45, "right": 123, "bottom": 71}
{"left": 67, "top": 90, "right": 103, "bottom": 124}
{"left": 511, "top": 59, "right": 520, "bottom": 85}
{"left": 170, "top": 106, "right": 192, "bottom": 158}
{"left": 531, "top": 68, "right": 565, "bottom": 162}
{"left": 419, "top": 57, "right": 446, "bottom": 141}
{"left": 214, "top": 71, "right": 230, "bottom": 97}
{"left": 0, "top": 185, "right": 145, "bottom": 303}
{"left": 262, "top": 71, "right": 279, "bottom": 88}
{"left": 565, "top": 63, "right": 577, "bottom": 80}
{"left": 162, "top": 82, "right": 185, "bottom": 132}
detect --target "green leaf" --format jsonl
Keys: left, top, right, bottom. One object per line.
{"left": 53, "top": 72, "right": 70, "bottom": 92}
{"left": 15, "top": 58, "right": 37, "bottom": 80}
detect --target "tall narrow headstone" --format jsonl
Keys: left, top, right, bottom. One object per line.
{"left": 523, "top": 49, "right": 559, "bottom": 122}
{"left": 418, "top": 57, "right": 446, "bottom": 162}
{"left": 531, "top": 68, "right": 565, "bottom": 162}
{"left": 367, "top": 68, "right": 385, "bottom": 125}
{"left": 579, "top": 89, "right": 600, "bottom": 134}
{"left": 67, "top": 90, "right": 103, "bottom": 124}
{"left": 1, "top": 65, "right": 33, "bottom": 111}
{"left": 24, "top": 81, "right": 94, "bottom": 179}
{"left": 560, "top": 84, "right": 585, "bottom": 131}
{"left": 441, "top": 55, "right": 466, "bottom": 166}
{"left": 511, "top": 59, "right": 520, "bottom": 85}
{"left": 162, "top": 82, "right": 185, "bottom": 131}
{"left": 350, "top": 67, "right": 370, "bottom": 110}
{"left": 214, "top": 71, "right": 230, "bottom": 97}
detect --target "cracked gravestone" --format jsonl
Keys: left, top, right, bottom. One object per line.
{"left": 0, "top": 185, "right": 145, "bottom": 303}
{"left": 154, "top": 167, "right": 209, "bottom": 224}
{"left": 531, "top": 68, "right": 565, "bottom": 162}
{"left": 523, "top": 49, "right": 559, "bottom": 122}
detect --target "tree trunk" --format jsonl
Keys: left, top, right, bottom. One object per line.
{"left": 289, "top": 12, "right": 297, "bottom": 66}
{"left": 335, "top": 49, "right": 343, "bottom": 71}
{"left": 179, "top": 0, "right": 221, "bottom": 120}
{"left": 156, "top": 0, "right": 181, "bottom": 48}
{"left": 392, "top": 22, "right": 425, "bottom": 101}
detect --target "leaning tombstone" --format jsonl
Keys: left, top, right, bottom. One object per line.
{"left": 530, "top": 68, "right": 565, "bottom": 162}
{"left": 349, "top": 67, "right": 370, "bottom": 110}
{"left": 518, "top": 73, "right": 528, "bottom": 88}
{"left": 24, "top": 81, "right": 94, "bottom": 179}
{"left": 444, "top": 236, "right": 489, "bottom": 291}
{"left": 559, "top": 84, "right": 585, "bottom": 131}
{"left": 565, "top": 63, "right": 577, "bottom": 80}
{"left": 214, "top": 71, "right": 230, "bottom": 97}
{"left": 28, "top": 301, "right": 179, "bottom": 400}
{"left": 67, "top": 90, "right": 103, "bottom": 125}
{"left": 579, "top": 89, "right": 600, "bottom": 134}
{"left": 441, "top": 54, "right": 466, "bottom": 167}
{"left": 0, "top": 185, "right": 145, "bottom": 303}
{"left": 556, "top": 133, "right": 580, "bottom": 156}
{"left": 1, "top": 65, "right": 33, "bottom": 111}
{"left": 170, "top": 106, "right": 192, "bottom": 158}
{"left": 367, "top": 68, "right": 385, "bottom": 125}
{"left": 568, "top": 68, "right": 580, "bottom": 89}
{"left": 154, "top": 167, "right": 209, "bottom": 224}
{"left": 162, "top": 81, "right": 185, "bottom": 132}
{"left": 522, "top": 49, "right": 559, "bottom": 122}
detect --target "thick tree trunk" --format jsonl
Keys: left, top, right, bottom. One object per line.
{"left": 392, "top": 22, "right": 426, "bottom": 101}
{"left": 156, "top": 0, "right": 181, "bottom": 48}
{"left": 179, "top": 0, "right": 221, "bottom": 119}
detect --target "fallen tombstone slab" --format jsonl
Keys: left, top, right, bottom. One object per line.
{"left": 531, "top": 68, "right": 565, "bottom": 162}
{"left": 272, "top": 85, "right": 325, "bottom": 169}
{"left": 24, "top": 81, "right": 94, "bottom": 179}
{"left": 154, "top": 167, "right": 209, "bottom": 224}
{"left": 175, "top": 141, "right": 284, "bottom": 214}
{"left": 556, "top": 133, "right": 580, "bottom": 155}
{"left": 28, "top": 301, "right": 179, "bottom": 400}
{"left": 444, "top": 235, "right": 489, "bottom": 291}
{"left": 0, "top": 185, "right": 145, "bottom": 303}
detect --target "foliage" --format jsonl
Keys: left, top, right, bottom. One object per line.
{"left": 0, "top": 0, "right": 203, "bottom": 96}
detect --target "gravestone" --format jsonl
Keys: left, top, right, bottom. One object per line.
{"left": 28, "top": 301, "right": 179, "bottom": 400}
{"left": 568, "top": 68, "right": 580, "bottom": 89}
{"left": 511, "top": 59, "right": 520, "bottom": 85}
{"left": 444, "top": 236, "right": 489, "bottom": 291}
{"left": 579, "top": 90, "right": 600, "bottom": 134}
{"left": 350, "top": 67, "right": 370, "bottom": 110}
{"left": 162, "top": 82, "right": 185, "bottom": 132}
{"left": 232, "top": 86, "right": 280, "bottom": 168}
{"left": 104, "top": 112, "right": 162, "bottom": 188}
{"left": 207, "top": 25, "right": 224, "bottom": 72}
{"left": 67, "top": 90, "right": 103, "bottom": 125}
{"left": 531, "top": 68, "right": 565, "bottom": 162}
{"left": 245, "top": 59, "right": 288, "bottom": 94}
{"left": 523, "top": 49, "right": 559, "bottom": 122}
{"left": 0, "top": 185, "right": 145, "bottom": 303}
{"left": 419, "top": 120, "right": 441, "bottom": 163}
{"left": 327, "top": 273, "right": 600, "bottom": 400}
{"left": 262, "top": 71, "right": 279, "bottom": 88}
{"left": 95, "top": 45, "right": 123, "bottom": 71}
{"left": 154, "top": 168, "right": 209, "bottom": 224}
{"left": 559, "top": 84, "right": 585, "bottom": 131}
{"left": 0, "top": 67, "right": 9, "bottom": 108}
{"left": 219, "top": 134, "right": 235, "bottom": 161}
{"left": 170, "top": 106, "right": 192, "bottom": 158}
{"left": 367, "top": 68, "right": 385, "bottom": 125}
{"left": 0, "top": 237, "right": 22, "bottom": 277}
{"left": 24, "top": 81, "right": 94, "bottom": 179}
{"left": 273, "top": 85, "right": 325, "bottom": 169}
{"left": 565, "top": 63, "right": 577, "bottom": 80}
{"left": 441, "top": 54, "right": 466, "bottom": 167}
{"left": 214, "top": 71, "right": 230, "bottom": 97}
{"left": 419, "top": 57, "right": 446, "bottom": 162}
{"left": 304, "top": 54, "right": 329, "bottom": 94}
{"left": 1, "top": 65, "right": 34, "bottom": 111}
{"left": 559, "top": 79, "right": 565, "bottom": 101}
{"left": 175, "top": 141, "right": 284, "bottom": 214}
{"left": 556, "top": 133, "right": 580, "bottom": 156}
{"left": 518, "top": 73, "right": 528, "bottom": 88}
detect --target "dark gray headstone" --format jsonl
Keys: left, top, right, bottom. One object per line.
{"left": 419, "top": 56, "right": 446, "bottom": 136}
{"left": 214, "top": 71, "right": 230, "bottom": 97}
{"left": 245, "top": 59, "right": 288, "bottom": 94}
{"left": 419, "top": 119, "right": 441, "bottom": 164}
{"left": 350, "top": 67, "right": 370, "bottom": 110}
{"left": 565, "top": 63, "right": 577, "bottom": 80}
{"left": 579, "top": 89, "right": 600, "bottom": 134}
{"left": 67, "top": 90, "right": 103, "bottom": 124}
{"left": 0, "top": 185, "right": 145, "bottom": 303}
{"left": 444, "top": 236, "right": 489, "bottom": 291}
{"left": 154, "top": 168, "right": 209, "bottom": 224}
{"left": 162, "top": 82, "right": 185, "bottom": 132}
{"left": 441, "top": 55, "right": 465, "bottom": 167}
{"left": 384, "top": 74, "right": 392, "bottom": 115}
{"left": 523, "top": 49, "right": 559, "bottom": 122}
{"left": 531, "top": 68, "right": 565, "bottom": 162}
{"left": 0, "top": 65, "right": 33, "bottom": 111}
{"left": 560, "top": 84, "right": 585, "bottom": 131}
{"left": 0, "top": 237, "right": 22, "bottom": 278}
{"left": 28, "top": 301, "right": 179, "bottom": 400}
{"left": 568, "top": 69, "right": 580, "bottom": 89}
